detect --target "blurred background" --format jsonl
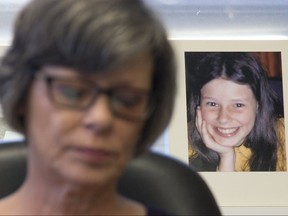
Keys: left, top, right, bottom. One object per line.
{"left": 0, "top": 0, "right": 288, "bottom": 45}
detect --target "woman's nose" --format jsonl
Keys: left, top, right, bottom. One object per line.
{"left": 83, "top": 95, "right": 114, "bottom": 132}
{"left": 216, "top": 107, "right": 231, "bottom": 124}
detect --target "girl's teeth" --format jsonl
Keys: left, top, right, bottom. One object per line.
{"left": 217, "top": 128, "right": 237, "bottom": 134}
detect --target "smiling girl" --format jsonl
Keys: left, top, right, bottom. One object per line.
{"left": 187, "top": 52, "right": 286, "bottom": 172}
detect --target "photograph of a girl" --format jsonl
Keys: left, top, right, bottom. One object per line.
{"left": 186, "top": 52, "right": 286, "bottom": 172}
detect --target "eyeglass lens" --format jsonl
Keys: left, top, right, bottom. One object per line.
{"left": 43, "top": 75, "right": 153, "bottom": 120}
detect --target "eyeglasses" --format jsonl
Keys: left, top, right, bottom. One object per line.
{"left": 36, "top": 74, "right": 154, "bottom": 121}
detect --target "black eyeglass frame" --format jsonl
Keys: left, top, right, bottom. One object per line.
{"left": 36, "top": 74, "right": 155, "bottom": 121}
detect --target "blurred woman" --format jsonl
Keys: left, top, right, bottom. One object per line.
{"left": 0, "top": 0, "right": 176, "bottom": 214}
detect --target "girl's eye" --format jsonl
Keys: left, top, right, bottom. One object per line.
{"left": 234, "top": 103, "right": 245, "bottom": 108}
{"left": 206, "top": 102, "right": 218, "bottom": 107}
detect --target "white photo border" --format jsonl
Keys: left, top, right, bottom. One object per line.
{"left": 167, "top": 40, "right": 288, "bottom": 208}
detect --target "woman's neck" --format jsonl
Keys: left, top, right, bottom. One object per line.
{"left": 14, "top": 177, "right": 116, "bottom": 214}
{"left": 0, "top": 150, "right": 145, "bottom": 215}
{"left": 2, "top": 177, "right": 144, "bottom": 215}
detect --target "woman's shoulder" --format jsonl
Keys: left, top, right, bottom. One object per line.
{"left": 0, "top": 195, "right": 17, "bottom": 215}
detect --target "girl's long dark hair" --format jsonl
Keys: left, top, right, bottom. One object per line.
{"left": 186, "top": 52, "right": 280, "bottom": 171}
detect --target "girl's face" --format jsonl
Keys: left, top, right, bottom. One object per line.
{"left": 200, "top": 78, "right": 258, "bottom": 147}
{"left": 25, "top": 51, "right": 153, "bottom": 187}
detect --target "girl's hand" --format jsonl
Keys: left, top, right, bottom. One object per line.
{"left": 196, "top": 107, "right": 235, "bottom": 171}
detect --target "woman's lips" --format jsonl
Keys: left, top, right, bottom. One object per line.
{"left": 215, "top": 127, "right": 239, "bottom": 137}
{"left": 69, "top": 147, "right": 116, "bottom": 165}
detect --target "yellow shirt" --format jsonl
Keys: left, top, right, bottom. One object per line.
{"left": 234, "top": 118, "right": 286, "bottom": 171}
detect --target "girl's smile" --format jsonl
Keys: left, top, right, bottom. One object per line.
{"left": 214, "top": 127, "right": 240, "bottom": 137}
